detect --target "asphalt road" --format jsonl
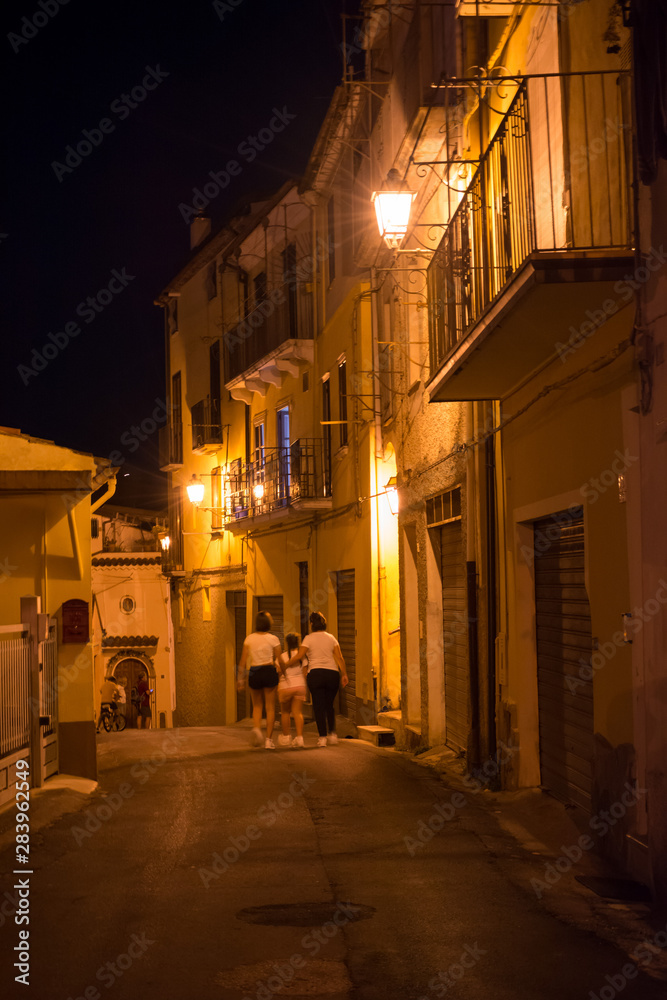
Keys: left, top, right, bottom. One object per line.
{"left": 1, "top": 726, "right": 665, "bottom": 1000}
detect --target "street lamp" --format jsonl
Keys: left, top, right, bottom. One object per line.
{"left": 186, "top": 474, "right": 205, "bottom": 506}
{"left": 372, "top": 169, "right": 415, "bottom": 250}
{"left": 385, "top": 476, "right": 399, "bottom": 515}
{"left": 159, "top": 535, "right": 171, "bottom": 552}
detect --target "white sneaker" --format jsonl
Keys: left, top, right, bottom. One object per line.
{"left": 291, "top": 736, "right": 304, "bottom": 748}
{"left": 265, "top": 738, "right": 276, "bottom": 749}
{"left": 278, "top": 734, "right": 291, "bottom": 746}
{"left": 251, "top": 727, "right": 263, "bottom": 746}
{"left": 316, "top": 736, "right": 327, "bottom": 748}
{"left": 327, "top": 733, "right": 338, "bottom": 745}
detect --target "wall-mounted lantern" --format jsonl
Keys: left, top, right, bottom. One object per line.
{"left": 372, "top": 169, "right": 415, "bottom": 250}
{"left": 186, "top": 474, "right": 205, "bottom": 506}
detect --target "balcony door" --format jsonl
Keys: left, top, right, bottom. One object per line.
{"left": 525, "top": 5, "right": 566, "bottom": 250}
{"left": 277, "top": 406, "right": 290, "bottom": 504}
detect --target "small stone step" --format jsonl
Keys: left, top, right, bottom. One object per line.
{"left": 357, "top": 725, "right": 396, "bottom": 747}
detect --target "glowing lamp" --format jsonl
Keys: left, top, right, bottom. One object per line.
{"left": 186, "top": 474, "right": 205, "bottom": 506}
{"left": 385, "top": 476, "right": 399, "bottom": 515}
{"left": 253, "top": 483, "right": 265, "bottom": 502}
{"left": 159, "top": 535, "right": 171, "bottom": 551}
{"left": 372, "top": 169, "right": 415, "bottom": 250}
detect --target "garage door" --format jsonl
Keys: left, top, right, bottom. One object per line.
{"left": 440, "top": 520, "right": 469, "bottom": 753}
{"left": 336, "top": 570, "right": 356, "bottom": 718}
{"left": 534, "top": 508, "right": 593, "bottom": 815}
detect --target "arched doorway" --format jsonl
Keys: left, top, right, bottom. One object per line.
{"left": 110, "top": 656, "right": 155, "bottom": 729}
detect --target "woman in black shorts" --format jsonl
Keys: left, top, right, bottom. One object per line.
{"left": 237, "top": 611, "right": 281, "bottom": 749}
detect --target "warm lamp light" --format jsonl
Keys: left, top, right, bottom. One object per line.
{"left": 253, "top": 483, "right": 265, "bottom": 502}
{"left": 186, "top": 474, "right": 205, "bottom": 506}
{"left": 159, "top": 535, "right": 171, "bottom": 551}
{"left": 385, "top": 476, "right": 399, "bottom": 515}
{"left": 372, "top": 169, "right": 415, "bottom": 250}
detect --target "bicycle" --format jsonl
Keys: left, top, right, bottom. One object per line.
{"left": 98, "top": 702, "right": 126, "bottom": 732}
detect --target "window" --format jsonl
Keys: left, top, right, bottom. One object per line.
{"left": 167, "top": 298, "right": 178, "bottom": 335}
{"left": 91, "top": 518, "right": 99, "bottom": 539}
{"left": 426, "top": 487, "right": 462, "bottom": 527}
{"left": 282, "top": 243, "right": 297, "bottom": 337}
{"left": 322, "top": 376, "right": 332, "bottom": 496}
{"left": 171, "top": 371, "right": 183, "bottom": 464}
{"left": 253, "top": 421, "right": 266, "bottom": 505}
{"left": 277, "top": 406, "right": 291, "bottom": 503}
{"left": 209, "top": 341, "right": 222, "bottom": 442}
{"left": 211, "top": 466, "right": 224, "bottom": 530}
{"left": 254, "top": 271, "right": 267, "bottom": 305}
{"left": 338, "top": 359, "right": 348, "bottom": 448}
{"left": 254, "top": 422, "right": 265, "bottom": 468}
{"left": 379, "top": 303, "right": 394, "bottom": 424}
{"left": 205, "top": 262, "right": 217, "bottom": 300}
{"left": 327, "top": 197, "right": 336, "bottom": 284}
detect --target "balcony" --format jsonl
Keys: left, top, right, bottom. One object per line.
{"left": 158, "top": 421, "right": 183, "bottom": 472}
{"left": 426, "top": 71, "right": 634, "bottom": 401}
{"left": 223, "top": 439, "right": 331, "bottom": 532}
{"left": 191, "top": 397, "right": 222, "bottom": 454}
{"left": 224, "top": 284, "right": 314, "bottom": 403}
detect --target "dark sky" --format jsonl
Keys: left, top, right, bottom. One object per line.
{"left": 1, "top": 0, "right": 358, "bottom": 509}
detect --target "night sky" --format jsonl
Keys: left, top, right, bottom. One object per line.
{"left": 1, "top": 0, "right": 358, "bottom": 509}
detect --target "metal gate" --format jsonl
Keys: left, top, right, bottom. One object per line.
{"left": 534, "top": 508, "right": 593, "bottom": 815}
{"left": 41, "top": 621, "right": 58, "bottom": 778}
{"left": 440, "top": 520, "right": 469, "bottom": 753}
{"left": 336, "top": 570, "right": 356, "bottom": 718}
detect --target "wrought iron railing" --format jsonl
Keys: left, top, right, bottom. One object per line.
{"left": 224, "top": 282, "right": 314, "bottom": 383}
{"left": 191, "top": 396, "right": 222, "bottom": 451}
{"left": 224, "top": 439, "right": 330, "bottom": 522}
{"left": 428, "top": 71, "right": 632, "bottom": 371}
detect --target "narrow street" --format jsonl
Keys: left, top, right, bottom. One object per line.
{"left": 1, "top": 728, "right": 665, "bottom": 1000}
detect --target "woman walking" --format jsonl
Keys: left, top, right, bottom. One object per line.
{"left": 286, "top": 611, "right": 348, "bottom": 747}
{"left": 237, "top": 611, "right": 282, "bottom": 749}
{"left": 277, "top": 633, "right": 307, "bottom": 748}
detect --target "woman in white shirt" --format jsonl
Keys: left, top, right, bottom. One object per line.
{"left": 286, "top": 611, "right": 348, "bottom": 747}
{"left": 237, "top": 611, "right": 282, "bottom": 749}
{"left": 277, "top": 632, "right": 307, "bottom": 748}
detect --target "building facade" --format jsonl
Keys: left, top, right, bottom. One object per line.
{"left": 0, "top": 427, "right": 116, "bottom": 806}
{"left": 157, "top": 175, "right": 399, "bottom": 728}
{"left": 91, "top": 505, "right": 175, "bottom": 729}
{"left": 155, "top": 0, "right": 667, "bottom": 896}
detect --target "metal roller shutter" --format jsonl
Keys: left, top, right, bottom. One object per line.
{"left": 534, "top": 509, "right": 593, "bottom": 815}
{"left": 256, "top": 595, "right": 284, "bottom": 647}
{"left": 440, "top": 520, "right": 469, "bottom": 753}
{"left": 336, "top": 570, "right": 356, "bottom": 718}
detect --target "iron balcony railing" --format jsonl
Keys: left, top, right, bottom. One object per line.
{"left": 191, "top": 396, "right": 222, "bottom": 451}
{"left": 428, "top": 71, "right": 632, "bottom": 371}
{"left": 224, "top": 282, "right": 314, "bottom": 383}
{"left": 224, "top": 438, "right": 330, "bottom": 522}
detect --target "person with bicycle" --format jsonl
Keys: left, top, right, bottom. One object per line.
{"left": 97, "top": 676, "right": 121, "bottom": 733}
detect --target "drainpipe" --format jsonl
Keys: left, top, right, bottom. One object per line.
{"left": 466, "top": 402, "right": 481, "bottom": 769}
{"left": 485, "top": 406, "right": 497, "bottom": 763}
{"left": 370, "top": 276, "right": 385, "bottom": 713}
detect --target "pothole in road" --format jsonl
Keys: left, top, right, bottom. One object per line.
{"left": 216, "top": 958, "right": 351, "bottom": 996}
{"left": 236, "top": 901, "right": 375, "bottom": 926}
